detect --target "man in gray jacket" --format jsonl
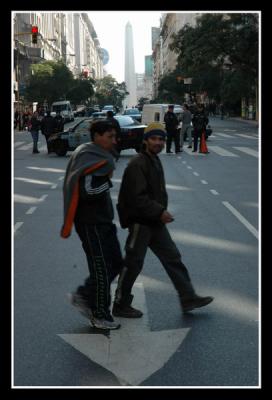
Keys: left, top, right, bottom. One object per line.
{"left": 113, "top": 122, "right": 214, "bottom": 318}
{"left": 181, "top": 103, "right": 193, "bottom": 149}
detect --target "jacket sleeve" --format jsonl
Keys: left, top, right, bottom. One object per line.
{"left": 78, "top": 174, "right": 112, "bottom": 202}
{"left": 123, "top": 163, "right": 165, "bottom": 221}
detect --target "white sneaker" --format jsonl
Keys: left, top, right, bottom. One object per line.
{"left": 90, "top": 317, "right": 121, "bottom": 330}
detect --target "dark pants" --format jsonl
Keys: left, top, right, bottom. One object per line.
{"left": 193, "top": 129, "right": 202, "bottom": 151}
{"left": 74, "top": 222, "right": 123, "bottom": 318}
{"left": 115, "top": 223, "right": 196, "bottom": 307}
{"left": 30, "top": 130, "right": 39, "bottom": 152}
{"left": 166, "top": 129, "right": 180, "bottom": 153}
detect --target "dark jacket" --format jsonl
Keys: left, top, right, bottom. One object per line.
{"left": 192, "top": 111, "right": 209, "bottom": 131}
{"left": 117, "top": 152, "right": 168, "bottom": 228}
{"left": 29, "top": 116, "right": 41, "bottom": 131}
{"left": 164, "top": 111, "right": 178, "bottom": 131}
{"left": 41, "top": 115, "right": 57, "bottom": 136}
{"left": 61, "top": 142, "right": 115, "bottom": 238}
{"left": 54, "top": 115, "right": 64, "bottom": 132}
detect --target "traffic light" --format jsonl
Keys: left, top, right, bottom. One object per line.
{"left": 31, "top": 26, "right": 38, "bottom": 44}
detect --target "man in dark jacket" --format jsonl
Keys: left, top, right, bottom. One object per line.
{"left": 54, "top": 111, "right": 65, "bottom": 132}
{"left": 61, "top": 120, "right": 123, "bottom": 330}
{"left": 41, "top": 111, "right": 57, "bottom": 153}
{"left": 112, "top": 122, "right": 214, "bottom": 318}
{"left": 164, "top": 105, "right": 180, "bottom": 153}
{"left": 29, "top": 111, "right": 41, "bottom": 153}
{"left": 191, "top": 104, "right": 209, "bottom": 152}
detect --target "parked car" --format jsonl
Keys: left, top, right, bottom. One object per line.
{"left": 48, "top": 115, "right": 147, "bottom": 157}
{"left": 113, "top": 115, "right": 146, "bottom": 154}
{"left": 102, "top": 105, "right": 115, "bottom": 113}
{"left": 91, "top": 111, "right": 107, "bottom": 120}
{"left": 123, "top": 107, "right": 142, "bottom": 122}
{"left": 48, "top": 118, "right": 92, "bottom": 156}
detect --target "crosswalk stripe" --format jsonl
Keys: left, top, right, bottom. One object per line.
{"left": 182, "top": 147, "right": 205, "bottom": 156}
{"left": 17, "top": 143, "right": 33, "bottom": 150}
{"left": 235, "top": 134, "right": 258, "bottom": 140}
{"left": 14, "top": 141, "right": 25, "bottom": 148}
{"left": 214, "top": 132, "right": 231, "bottom": 137}
{"left": 208, "top": 146, "right": 239, "bottom": 157}
{"left": 233, "top": 147, "right": 258, "bottom": 158}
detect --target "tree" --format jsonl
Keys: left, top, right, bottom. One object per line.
{"left": 25, "top": 61, "right": 74, "bottom": 107}
{"left": 170, "top": 13, "right": 258, "bottom": 112}
{"left": 67, "top": 77, "right": 95, "bottom": 106}
{"left": 94, "top": 75, "right": 129, "bottom": 109}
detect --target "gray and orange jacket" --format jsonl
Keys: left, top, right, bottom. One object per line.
{"left": 61, "top": 142, "right": 115, "bottom": 238}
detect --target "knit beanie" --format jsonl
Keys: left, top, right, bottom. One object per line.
{"left": 143, "top": 123, "right": 166, "bottom": 140}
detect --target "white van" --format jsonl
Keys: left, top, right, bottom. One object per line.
{"left": 51, "top": 101, "right": 74, "bottom": 122}
{"left": 142, "top": 104, "right": 183, "bottom": 128}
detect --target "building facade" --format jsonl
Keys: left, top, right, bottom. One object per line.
{"left": 13, "top": 12, "right": 104, "bottom": 108}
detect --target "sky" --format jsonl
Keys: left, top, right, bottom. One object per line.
{"left": 88, "top": 11, "right": 162, "bottom": 83}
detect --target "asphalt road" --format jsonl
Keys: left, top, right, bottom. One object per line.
{"left": 13, "top": 116, "right": 259, "bottom": 387}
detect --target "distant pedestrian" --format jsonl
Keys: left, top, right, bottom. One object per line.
{"left": 164, "top": 105, "right": 180, "bottom": 153}
{"left": 192, "top": 104, "right": 209, "bottom": 152}
{"left": 219, "top": 103, "right": 225, "bottom": 120}
{"left": 61, "top": 119, "right": 123, "bottom": 330}
{"left": 113, "top": 122, "right": 214, "bottom": 317}
{"left": 181, "top": 104, "right": 193, "bottom": 149}
{"left": 29, "top": 111, "right": 41, "bottom": 154}
{"left": 41, "top": 111, "right": 57, "bottom": 153}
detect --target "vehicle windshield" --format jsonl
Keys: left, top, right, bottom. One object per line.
{"left": 52, "top": 104, "right": 68, "bottom": 112}
{"left": 73, "top": 119, "right": 91, "bottom": 133}
{"left": 124, "top": 108, "right": 140, "bottom": 115}
{"left": 114, "top": 116, "right": 140, "bottom": 127}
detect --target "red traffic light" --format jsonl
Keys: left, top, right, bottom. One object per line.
{"left": 31, "top": 26, "right": 38, "bottom": 34}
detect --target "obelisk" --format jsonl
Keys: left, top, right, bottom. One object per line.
{"left": 124, "top": 21, "right": 137, "bottom": 108}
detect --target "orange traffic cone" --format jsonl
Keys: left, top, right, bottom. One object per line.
{"left": 199, "top": 131, "right": 209, "bottom": 153}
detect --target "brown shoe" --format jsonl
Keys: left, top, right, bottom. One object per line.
{"left": 182, "top": 296, "right": 214, "bottom": 313}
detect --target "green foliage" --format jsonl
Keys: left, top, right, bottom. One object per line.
{"left": 167, "top": 13, "right": 258, "bottom": 111}
{"left": 94, "top": 75, "right": 129, "bottom": 109}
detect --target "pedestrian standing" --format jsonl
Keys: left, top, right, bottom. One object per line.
{"left": 41, "top": 111, "right": 57, "bottom": 154}
{"left": 191, "top": 104, "right": 209, "bottom": 152}
{"left": 61, "top": 120, "right": 123, "bottom": 330}
{"left": 164, "top": 105, "right": 180, "bottom": 153}
{"left": 54, "top": 111, "right": 65, "bottom": 133}
{"left": 112, "top": 122, "right": 214, "bottom": 318}
{"left": 28, "top": 111, "right": 41, "bottom": 154}
{"left": 181, "top": 104, "right": 193, "bottom": 149}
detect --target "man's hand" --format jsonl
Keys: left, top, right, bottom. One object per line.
{"left": 160, "top": 210, "right": 174, "bottom": 224}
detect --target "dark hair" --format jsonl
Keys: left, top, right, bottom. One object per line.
{"left": 106, "top": 110, "right": 114, "bottom": 118}
{"left": 90, "top": 119, "right": 115, "bottom": 141}
{"left": 168, "top": 104, "right": 174, "bottom": 109}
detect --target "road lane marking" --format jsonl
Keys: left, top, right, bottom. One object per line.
{"left": 14, "top": 141, "right": 25, "bottom": 148}
{"left": 208, "top": 146, "right": 239, "bottom": 157}
{"left": 193, "top": 172, "right": 199, "bottom": 176}
{"left": 210, "top": 189, "right": 219, "bottom": 195}
{"left": 59, "top": 283, "right": 190, "bottom": 386}
{"left": 39, "top": 194, "right": 48, "bottom": 201}
{"left": 201, "top": 180, "right": 208, "bottom": 184}
{"left": 26, "top": 207, "right": 37, "bottom": 214}
{"left": 14, "top": 222, "right": 23, "bottom": 234}
{"left": 222, "top": 201, "right": 258, "bottom": 239}
{"left": 182, "top": 161, "right": 186, "bottom": 164}
{"left": 51, "top": 184, "right": 57, "bottom": 189}
{"left": 58, "top": 176, "right": 64, "bottom": 180}
{"left": 235, "top": 134, "right": 258, "bottom": 140}
{"left": 215, "top": 132, "right": 231, "bottom": 137}
{"left": 183, "top": 147, "right": 205, "bottom": 156}
{"left": 187, "top": 166, "right": 192, "bottom": 169}
{"left": 233, "top": 147, "right": 258, "bottom": 158}
{"left": 17, "top": 143, "right": 33, "bottom": 150}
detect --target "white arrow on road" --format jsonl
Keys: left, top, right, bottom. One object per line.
{"left": 59, "top": 282, "right": 190, "bottom": 386}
